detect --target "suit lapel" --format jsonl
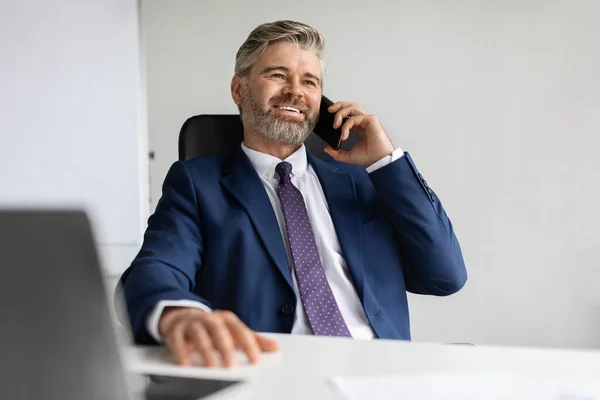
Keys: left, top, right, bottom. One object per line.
{"left": 308, "top": 152, "right": 366, "bottom": 302}
{"left": 221, "top": 148, "right": 293, "bottom": 289}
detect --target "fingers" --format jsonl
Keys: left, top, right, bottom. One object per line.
{"left": 204, "top": 317, "right": 237, "bottom": 368}
{"left": 328, "top": 101, "right": 358, "bottom": 113}
{"left": 191, "top": 323, "right": 218, "bottom": 368}
{"left": 340, "top": 116, "right": 356, "bottom": 141}
{"left": 328, "top": 102, "right": 368, "bottom": 129}
{"left": 340, "top": 113, "right": 373, "bottom": 142}
{"left": 162, "top": 309, "right": 274, "bottom": 369}
{"left": 223, "top": 313, "right": 262, "bottom": 365}
{"left": 255, "top": 333, "right": 280, "bottom": 352}
{"left": 164, "top": 320, "right": 192, "bottom": 366}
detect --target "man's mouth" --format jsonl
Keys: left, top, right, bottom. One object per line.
{"left": 273, "top": 105, "right": 303, "bottom": 115}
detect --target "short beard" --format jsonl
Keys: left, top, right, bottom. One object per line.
{"left": 239, "top": 82, "right": 318, "bottom": 146}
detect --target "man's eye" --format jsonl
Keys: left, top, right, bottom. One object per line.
{"left": 272, "top": 74, "right": 285, "bottom": 79}
{"left": 305, "top": 80, "right": 316, "bottom": 86}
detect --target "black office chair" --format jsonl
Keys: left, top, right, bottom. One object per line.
{"left": 178, "top": 114, "right": 359, "bottom": 161}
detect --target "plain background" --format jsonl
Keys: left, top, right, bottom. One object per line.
{"left": 142, "top": 0, "right": 600, "bottom": 348}
{"left": 0, "top": 0, "right": 147, "bottom": 276}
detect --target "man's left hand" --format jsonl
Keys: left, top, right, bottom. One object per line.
{"left": 323, "top": 101, "right": 395, "bottom": 168}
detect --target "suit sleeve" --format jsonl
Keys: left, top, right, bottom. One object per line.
{"left": 368, "top": 152, "right": 467, "bottom": 296}
{"left": 117, "top": 161, "right": 209, "bottom": 344}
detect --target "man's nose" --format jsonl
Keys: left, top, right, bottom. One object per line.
{"left": 282, "top": 78, "right": 303, "bottom": 98}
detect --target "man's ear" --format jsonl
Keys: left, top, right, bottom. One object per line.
{"left": 231, "top": 75, "right": 243, "bottom": 106}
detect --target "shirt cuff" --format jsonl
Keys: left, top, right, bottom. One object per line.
{"left": 366, "top": 147, "right": 404, "bottom": 173}
{"left": 146, "top": 300, "right": 212, "bottom": 343}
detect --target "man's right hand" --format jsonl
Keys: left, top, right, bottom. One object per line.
{"left": 158, "top": 307, "right": 280, "bottom": 368}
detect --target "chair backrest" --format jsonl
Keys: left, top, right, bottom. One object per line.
{"left": 178, "top": 114, "right": 359, "bottom": 161}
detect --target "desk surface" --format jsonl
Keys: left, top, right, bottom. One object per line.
{"left": 124, "top": 334, "right": 600, "bottom": 400}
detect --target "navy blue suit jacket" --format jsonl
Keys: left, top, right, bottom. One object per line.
{"left": 120, "top": 148, "right": 467, "bottom": 344}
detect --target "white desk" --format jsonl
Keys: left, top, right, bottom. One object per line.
{"left": 124, "top": 334, "right": 600, "bottom": 400}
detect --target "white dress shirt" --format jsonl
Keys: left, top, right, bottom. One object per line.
{"left": 147, "top": 143, "right": 404, "bottom": 341}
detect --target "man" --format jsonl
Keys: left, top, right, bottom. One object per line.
{"left": 119, "top": 20, "right": 467, "bottom": 368}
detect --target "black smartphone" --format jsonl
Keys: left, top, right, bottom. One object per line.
{"left": 313, "top": 95, "right": 343, "bottom": 150}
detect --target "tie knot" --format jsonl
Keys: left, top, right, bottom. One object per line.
{"left": 276, "top": 161, "right": 293, "bottom": 182}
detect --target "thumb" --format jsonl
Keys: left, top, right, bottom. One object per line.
{"left": 324, "top": 146, "right": 352, "bottom": 163}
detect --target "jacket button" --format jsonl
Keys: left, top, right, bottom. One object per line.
{"left": 418, "top": 173, "right": 425, "bottom": 181}
{"left": 280, "top": 304, "right": 295, "bottom": 316}
{"left": 427, "top": 187, "right": 434, "bottom": 195}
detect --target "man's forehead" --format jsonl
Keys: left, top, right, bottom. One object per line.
{"left": 253, "top": 42, "right": 321, "bottom": 77}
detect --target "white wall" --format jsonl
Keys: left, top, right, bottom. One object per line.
{"left": 0, "top": 0, "right": 148, "bottom": 276}
{"left": 142, "top": 0, "right": 600, "bottom": 349}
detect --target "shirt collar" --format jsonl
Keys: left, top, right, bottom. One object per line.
{"left": 241, "top": 142, "right": 308, "bottom": 180}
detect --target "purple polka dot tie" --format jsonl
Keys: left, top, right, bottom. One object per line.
{"left": 275, "top": 161, "right": 352, "bottom": 337}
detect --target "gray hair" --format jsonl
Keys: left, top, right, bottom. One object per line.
{"left": 234, "top": 20, "right": 326, "bottom": 79}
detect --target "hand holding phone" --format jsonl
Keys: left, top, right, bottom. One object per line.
{"left": 317, "top": 98, "right": 395, "bottom": 168}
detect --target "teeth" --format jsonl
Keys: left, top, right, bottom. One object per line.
{"left": 277, "top": 106, "right": 301, "bottom": 113}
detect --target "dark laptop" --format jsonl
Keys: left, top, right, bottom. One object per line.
{"left": 0, "top": 210, "right": 138, "bottom": 400}
{"left": 0, "top": 209, "right": 239, "bottom": 400}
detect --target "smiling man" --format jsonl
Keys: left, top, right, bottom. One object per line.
{"left": 119, "top": 20, "right": 467, "bottom": 368}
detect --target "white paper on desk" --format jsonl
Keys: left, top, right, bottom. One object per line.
{"left": 330, "top": 373, "right": 600, "bottom": 400}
